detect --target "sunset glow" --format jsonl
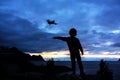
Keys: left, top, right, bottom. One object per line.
{"left": 29, "top": 50, "right": 120, "bottom": 61}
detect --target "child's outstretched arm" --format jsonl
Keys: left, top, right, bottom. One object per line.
{"left": 53, "top": 36, "right": 67, "bottom": 41}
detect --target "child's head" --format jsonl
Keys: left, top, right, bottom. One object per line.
{"left": 69, "top": 28, "right": 77, "bottom": 37}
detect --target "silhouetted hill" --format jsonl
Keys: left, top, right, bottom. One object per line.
{"left": 0, "top": 46, "right": 44, "bottom": 62}
{"left": 0, "top": 46, "right": 45, "bottom": 74}
{"left": 0, "top": 46, "right": 30, "bottom": 62}
{"left": 30, "top": 55, "right": 45, "bottom": 61}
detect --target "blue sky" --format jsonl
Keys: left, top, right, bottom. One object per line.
{"left": 0, "top": 0, "right": 120, "bottom": 55}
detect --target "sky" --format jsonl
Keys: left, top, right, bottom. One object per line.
{"left": 0, "top": 0, "right": 120, "bottom": 56}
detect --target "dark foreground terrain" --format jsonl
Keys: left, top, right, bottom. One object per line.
{"left": 0, "top": 46, "right": 118, "bottom": 80}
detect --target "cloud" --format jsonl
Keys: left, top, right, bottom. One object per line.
{"left": 93, "top": 1, "right": 120, "bottom": 29}
{"left": 111, "top": 42, "right": 120, "bottom": 47}
{"left": 0, "top": 0, "right": 120, "bottom": 54}
{"left": 0, "top": 11, "right": 68, "bottom": 52}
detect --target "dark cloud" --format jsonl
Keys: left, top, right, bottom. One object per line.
{"left": 93, "top": 0, "right": 120, "bottom": 29}
{"left": 111, "top": 42, "right": 120, "bottom": 47}
{"left": 0, "top": 11, "right": 67, "bottom": 52}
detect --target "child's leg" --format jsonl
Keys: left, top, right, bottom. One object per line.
{"left": 76, "top": 55, "right": 85, "bottom": 75}
{"left": 71, "top": 56, "right": 76, "bottom": 75}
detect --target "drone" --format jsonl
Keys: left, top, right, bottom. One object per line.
{"left": 47, "top": 19, "right": 57, "bottom": 25}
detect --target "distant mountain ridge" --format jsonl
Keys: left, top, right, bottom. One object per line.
{"left": 0, "top": 46, "right": 44, "bottom": 62}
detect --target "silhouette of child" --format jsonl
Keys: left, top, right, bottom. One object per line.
{"left": 53, "top": 28, "right": 85, "bottom": 77}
